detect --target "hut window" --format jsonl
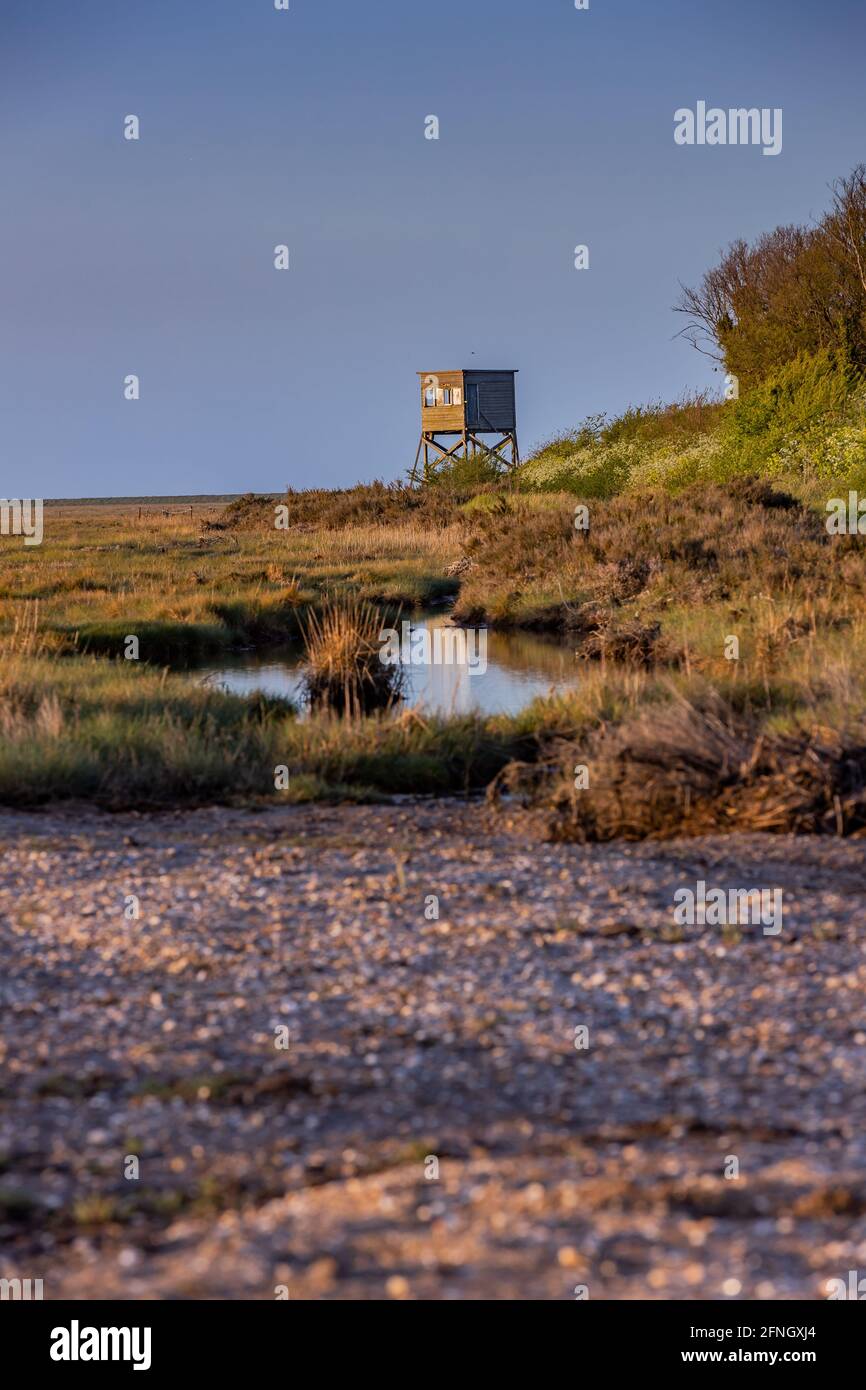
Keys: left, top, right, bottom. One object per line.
{"left": 424, "top": 383, "right": 462, "bottom": 407}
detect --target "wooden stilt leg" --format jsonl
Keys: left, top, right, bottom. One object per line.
{"left": 411, "top": 436, "right": 424, "bottom": 484}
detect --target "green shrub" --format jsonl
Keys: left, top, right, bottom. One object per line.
{"left": 516, "top": 358, "right": 864, "bottom": 500}
{"left": 726, "top": 349, "right": 854, "bottom": 463}
{"left": 601, "top": 393, "right": 722, "bottom": 447}
{"left": 518, "top": 395, "right": 724, "bottom": 497}
{"left": 425, "top": 453, "right": 502, "bottom": 487}
{"left": 518, "top": 440, "right": 638, "bottom": 496}
{"left": 460, "top": 492, "right": 511, "bottom": 515}
{"left": 628, "top": 434, "right": 742, "bottom": 492}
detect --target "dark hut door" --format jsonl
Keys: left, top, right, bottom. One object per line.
{"left": 466, "top": 382, "right": 479, "bottom": 430}
{"left": 475, "top": 383, "right": 496, "bottom": 431}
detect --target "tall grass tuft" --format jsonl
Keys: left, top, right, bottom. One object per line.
{"left": 300, "top": 597, "right": 404, "bottom": 716}
{"left": 3, "top": 600, "right": 48, "bottom": 657}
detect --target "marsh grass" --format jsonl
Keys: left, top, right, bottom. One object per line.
{"left": 300, "top": 597, "right": 404, "bottom": 715}
{"left": 0, "top": 650, "right": 535, "bottom": 806}
{"left": 0, "top": 506, "right": 464, "bottom": 662}
{"left": 4, "top": 474, "right": 866, "bottom": 832}
{"left": 0, "top": 653, "right": 296, "bottom": 805}
{"left": 3, "top": 599, "right": 51, "bottom": 657}
{"left": 3, "top": 612, "right": 866, "bottom": 827}
{"left": 453, "top": 478, "right": 846, "bottom": 648}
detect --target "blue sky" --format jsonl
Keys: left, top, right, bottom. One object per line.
{"left": 2, "top": 0, "right": 864, "bottom": 497}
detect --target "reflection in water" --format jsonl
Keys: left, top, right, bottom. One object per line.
{"left": 196, "top": 613, "right": 581, "bottom": 717}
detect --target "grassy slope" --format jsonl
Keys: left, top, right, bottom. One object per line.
{"left": 516, "top": 353, "right": 866, "bottom": 503}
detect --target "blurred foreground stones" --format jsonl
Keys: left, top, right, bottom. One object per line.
{"left": 1, "top": 800, "right": 864, "bottom": 1300}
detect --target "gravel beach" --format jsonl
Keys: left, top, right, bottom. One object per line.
{"left": 1, "top": 799, "right": 865, "bottom": 1300}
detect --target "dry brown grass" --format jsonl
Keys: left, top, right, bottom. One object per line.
{"left": 223, "top": 482, "right": 480, "bottom": 532}
{"left": 0, "top": 599, "right": 71, "bottom": 659}
{"left": 287, "top": 521, "right": 464, "bottom": 564}
{"left": 455, "top": 479, "right": 833, "bottom": 639}
{"left": 4, "top": 599, "right": 44, "bottom": 656}
{"left": 490, "top": 690, "right": 866, "bottom": 841}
